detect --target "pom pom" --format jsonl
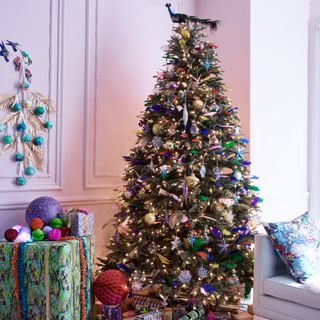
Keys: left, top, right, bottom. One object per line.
{"left": 34, "top": 106, "right": 45, "bottom": 115}
{"left": 32, "top": 229, "right": 45, "bottom": 241}
{"left": 0, "top": 123, "right": 6, "bottom": 132}
{"left": 15, "top": 153, "right": 24, "bottom": 162}
{"left": 50, "top": 217, "right": 63, "bottom": 229}
{"left": 22, "top": 100, "right": 32, "bottom": 108}
{"left": 60, "top": 226, "right": 71, "bottom": 237}
{"left": 22, "top": 81, "right": 30, "bottom": 89}
{"left": 48, "top": 228, "right": 61, "bottom": 241}
{"left": 2, "top": 135, "right": 13, "bottom": 144}
{"left": 16, "top": 122, "right": 26, "bottom": 132}
{"left": 29, "top": 217, "right": 44, "bottom": 230}
{"left": 25, "top": 166, "right": 36, "bottom": 176}
{"left": 94, "top": 270, "right": 128, "bottom": 305}
{"left": 26, "top": 196, "right": 62, "bottom": 225}
{"left": 178, "top": 270, "right": 192, "bottom": 284}
{"left": 44, "top": 120, "right": 53, "bottom": 129}
{"left": 4, "top": 228, "right": 19, "bottom": 242}
{"left": 16, "top": 177, "right": 27, "bottom": 186}
{"left": 42, "top": 226, "right": 52, "bottom": 236}
{"left": 11, "top": 103, "right": 21, "bottom": 112}
{"left": 33, "top": 136, "right": 44, "bottom": 146}
{"left": 22, "top": 134, "right": 32, "bottom": 143}
{"left": 16, "top": 227, "right": 31, "bottom": 242}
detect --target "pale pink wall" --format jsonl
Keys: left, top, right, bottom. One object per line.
{"left": 197, "top": 0, "right": 250, "bottom": 140}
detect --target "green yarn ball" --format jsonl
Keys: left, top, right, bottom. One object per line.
{"left": 11, "top": 103, "right": 21, "bottom": 112}
{"left": 15, "top": 153, "right": 24, "bottom": 162}
{"left": 34, "top": 106, "right": 45, "bottom": 116}
{"left": 32, "top": 229, "right": 45, "bottom": 241}
{"left": 50, "top": 217, "right": 63, "bottom": 229}
{"left": 22, "top": 134, "right": 32, "bottom": 143}
{"left": 16, "top": 177, "right": 27, "bottom": 186}
{"left": 25, "top": 166, "right": 36, "bottom": 176}
{"left": 33, "top": 136, "right": 44, "bottom": 146}
{"left": 2, "top": 135, "right": 13, "bottom": 144}
{"left": 44, "top": 120, "right": 53, "bottom": 129}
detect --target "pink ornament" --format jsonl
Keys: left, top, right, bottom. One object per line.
{"left": 48, "top": 228, "right": 61, "bottom": 241}
{"left": 94, "top": 270, "right": 128, "bottom": 305}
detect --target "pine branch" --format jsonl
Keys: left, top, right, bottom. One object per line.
{"left": 0, "top": 112, "right": 18, "bottom": 126}
{"left": 24, "top": 143, "right": 44, "bottom": 172}
{"left": 0, "top": 140, "right": 16, "bottom": 156}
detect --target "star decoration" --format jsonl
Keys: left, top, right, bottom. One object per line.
{"left": 171, "top": 236, "right": 181, "bottom": 250}
{"left": 218, "top": 239, "right": 229, "bottom": 253}
{"left": 233, "top": 144, "right": 245, "bottom": 160}
{"left": 132, "top": 280, "right": 143, "bottom": 291}
{"left": 188, "top": 236, "right": 197, "bottom": 245}
{"left": 204, "top": 58, "right": 211, "bottom": 71}
{"left": 197, "top": 266, "right": 208, "bottom": 279}
{"left": 148, "top": 159, "right": 155, "bottom": 172}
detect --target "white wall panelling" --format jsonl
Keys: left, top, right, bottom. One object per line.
{"left": 0, "top": 0, "right": 64, "bottom": 192}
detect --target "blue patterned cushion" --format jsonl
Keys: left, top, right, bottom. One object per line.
{"left": 263, "top": 212, "right": 320, "bottom": 283}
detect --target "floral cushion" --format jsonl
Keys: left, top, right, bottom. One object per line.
{"left": 263, "top": 212, "right": 320, "bottom": 283}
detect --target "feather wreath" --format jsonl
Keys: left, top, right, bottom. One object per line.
{"left": 0, "top": 40, "right": 56, "bottom": 186}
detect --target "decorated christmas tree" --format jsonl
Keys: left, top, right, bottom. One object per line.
{"left": 99, "top": 5, "right": 261, "bottom": 309}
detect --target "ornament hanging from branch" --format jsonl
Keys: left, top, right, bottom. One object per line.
{"left": 0, "top": 40, "right": 56, "bottom": 186}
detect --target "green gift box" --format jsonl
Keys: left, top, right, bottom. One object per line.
{"left": 0, "top": 236, "right": 94, "bottom": 319}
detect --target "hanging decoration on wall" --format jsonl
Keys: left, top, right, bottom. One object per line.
{"left": 0, "top": 40, "right": 55, "bottom": 186}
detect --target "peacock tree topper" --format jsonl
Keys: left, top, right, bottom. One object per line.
{"left": 99, "top": 3, "right": 261, "bottom": 309}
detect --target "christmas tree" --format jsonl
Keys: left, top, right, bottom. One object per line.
{"left": 99, "top": 6, "right": 261, "bottom": 309}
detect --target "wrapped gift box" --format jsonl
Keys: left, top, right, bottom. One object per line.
{"left": 0, "top": 236, "right": 94, "bottom": 319}
{"left": 59, "top": 208, "right": 94, "bottom": 237}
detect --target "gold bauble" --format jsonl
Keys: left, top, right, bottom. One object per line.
{"left": 181, "top": 29, "right": 190, "bottom": 39}
{"left": 163, "top": 141, "right": 174, "bottom": 150}
{"left": 179, "top": 39, "right": 186, "bottom": 46}
{"left": 144, "top": 213, "right": 156, "bottom": 225}
{"left": 186, "top": 175, "right": 199, "bottom": 187}
{"left": 152, "top": 123, "right": 164, "bottom": 135}
{"left": 192, "top": 99, "right": 204, "bottom": 110}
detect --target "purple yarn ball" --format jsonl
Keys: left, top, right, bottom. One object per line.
{"left": 42, "top": 226, "right": 53, "bottom": 236}
{"left": 48, "top": 228, "right": 61, "bottom": 241}
{"left": 26, "top": 197, "right": 63, "bottom": 225}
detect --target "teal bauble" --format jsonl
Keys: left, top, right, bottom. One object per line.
{"left": 44, "top": 120, "right": 53, "bottom": 129}
{"left": 16, "top": 122, "right": 27, "bottom": 132}
{"left": 34, "top": 106, "right": 45, "bottom": 116}
{"left": 33, "top": 136, "right": 44, "bottom": 146}
{"left": 2, "top": 135, "right": 13, "bottom": 144}
{"left": 11, "top": 103, "right": 21, "bottom": 112}
{"left": 22, "top": 81, "right": 30, "bottom": 89}
{"left": 15, "top": 153, "right": 24, "bottom": 162}
{"left": 25, "top": 166, "right": 36, "bottom": 176}
{"left": 22, "top": 134, "right": 32, "bottom": 143}
{"left": 16, "top": 177, "right": 27, "bottom": 186}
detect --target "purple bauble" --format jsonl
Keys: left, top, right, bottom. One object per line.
{"left": 26, "top": 197, "right": 63, "bottom": 225}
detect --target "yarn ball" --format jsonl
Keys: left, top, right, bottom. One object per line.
{"left": 34, "top": 106, "right": 45, "bottom": 116}
{"left": 29, "top": 217, "right": 44, "bottom": 231}
{"left": 144, "top": 213, "right": 156, "bottom": 225}
{"left": 43, "top": 226, "right": 53, "bottom": 236}
{"left": 48, "top": 228, "right": 61, "bottom": 241}
{"left": 16, "top": 122, "right": 27, "bottom": 132}
{"left": 22, "top": 134, "right": 32, "bottom": 143}
{"left": 16, "top": 177, "right": 27, "bottom": 186}
{"left": 50, "top": 217, "right": 63, "bottom": 229}
{"left": 4, "top": 228, "right": 19, "bottom": 242}
{"left": 16, "top": 227, "right": 31, "bottom": 242}
{"left": 26, "top": 196, "right": 62, "bottom": 225}
{"left": 2, "top": 135, "right": 13, "bottom": 144}
{"left": 60, "top": 226, "right": 71, "bottom": 237}
{"left": 25, "top": 166, "right": 36, "bottom": 176}
{"left": 11, "top": 103, "right": 21, "bottom": 112}
{"left": 15, "top": 153, "right": 24, "bottom": 162}
{"left": 32, "top": 229, "right": 45, "bottom": 241}
{"left": 94, "top": 270, "right": 128, "bottom": 305}
{"left": 33, "top": 136, "right": 44, "bottom": 146}
{"left": 44, "top": 120, "right": 54, "bottom": 129}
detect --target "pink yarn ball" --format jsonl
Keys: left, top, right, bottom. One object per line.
{"left": 48, "top": 228, "right": 61, "bottom": 241}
